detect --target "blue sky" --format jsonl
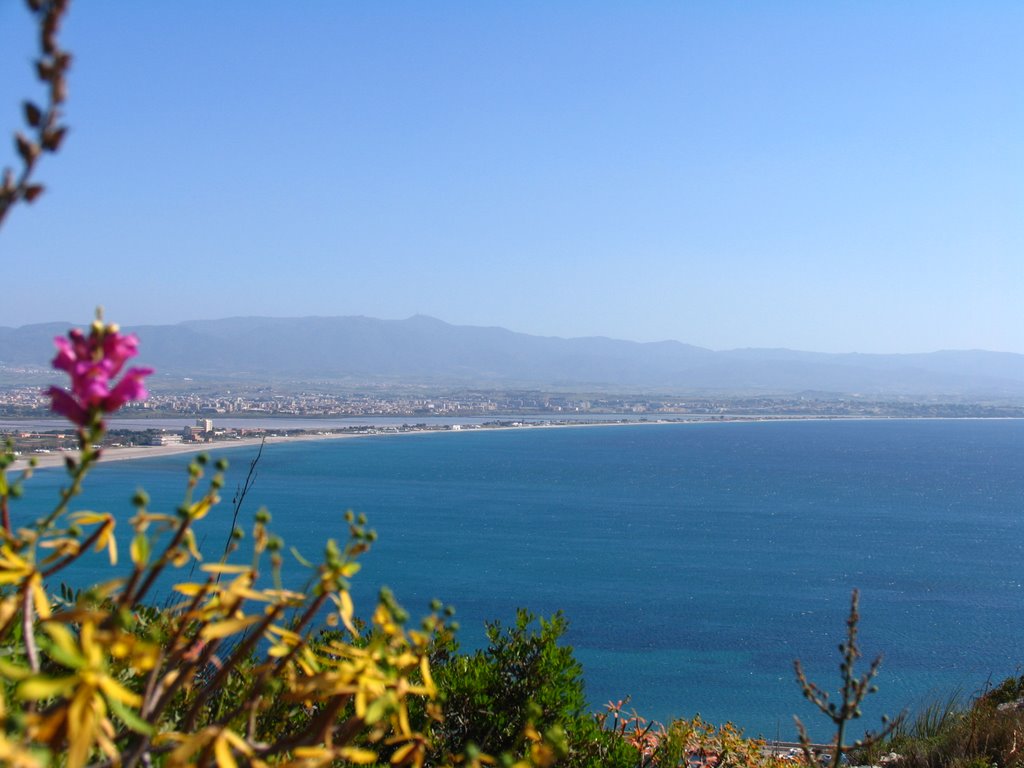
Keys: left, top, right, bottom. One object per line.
{"left": 0, "top": 2, "right": 1021, "bottom": 353}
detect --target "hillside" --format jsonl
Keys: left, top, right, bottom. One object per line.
{"left": 2, "top": 315, "right": 1023, "bottom": 397}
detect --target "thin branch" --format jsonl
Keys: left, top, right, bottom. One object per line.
{"left": 223, "top": 437, "right": 264, "bottom": 561}
{"left": 21, "top": 585, "right": 39, "bottom": 673}
{"left": 40, "top": 520, "right": 110, "bottom": 577}
{"left": 183, "top": 605, "right": 284, "bottom": 731}
{"left": 794, "top": 589, "right": 901, "bottom": 767}
{"left": 0, "top": 0, "right": 72, "bottom": 231}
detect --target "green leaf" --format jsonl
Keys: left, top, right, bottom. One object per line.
{"left": 38, "top": 637, "right": 85, "bottom": 671}
{"left": 109, "top": 696, "right": 154, "bottom": 735}
{"left": 17, "top": 675, "right": 76, "bottom": 701}
{"left": 130, "top": 532, "right": 150, "bottom": 567}
{"left": 289, "top": 546, "right": 313, "bottom": 568}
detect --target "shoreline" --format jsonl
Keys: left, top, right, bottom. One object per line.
{"left": 16, "top": 420, "right": 676, "bottom": 469}
{"left": 14, "top": 431, "right": 358, "bottom": 470}
{"left": 12, "top": 414, "right": 1024, "bottom": 470}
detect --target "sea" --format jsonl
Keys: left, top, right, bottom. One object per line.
{"left": 11, "top": 419, "right": 1024, "bottom": 741}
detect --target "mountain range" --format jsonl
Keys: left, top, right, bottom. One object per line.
{"left": 2, "top": 315, "right": 1023, "bottom": 398}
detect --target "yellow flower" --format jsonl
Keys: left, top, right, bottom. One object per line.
{"left": 19, "top": 618, "right": 152, "bottom": 768}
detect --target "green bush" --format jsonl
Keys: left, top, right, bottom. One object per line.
{"left": 421, "top": 608, "right": 640, "bottom": 767}
{"left": 854, "top": 675, "right": 1024, "bottom": 768}
{"left": 428, "top": 610, "right": 586, "bottom": 763}
{"left": 978, "top": 673, "right": 1024, "bottom": 709}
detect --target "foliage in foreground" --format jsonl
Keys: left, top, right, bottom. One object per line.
{"left": 424, "top": 609, "right": 775, "bottom": 768}
{"left": 0, "top": 318, "right": 567, "bottom": 768}
{"left": 0, "top": 317, "right": 782, "bottom": 768}
{"left": 0, "top": 316, "right": 919, "bottom": 768}
{"left": 0, "top": 450, "right": 449, "bottom": 767}
{"left": 851, "top": 674, "right": 1024, "bottom": 768}
{"left": 794, "top": 590, "right": 897, "bottom": 768}
{"left": 0, "top": 0, "right": 71, "bottom": 229}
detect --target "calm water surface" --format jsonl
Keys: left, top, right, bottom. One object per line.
{"left": 15, "top": 420, "right": 1024, "bottom": 739}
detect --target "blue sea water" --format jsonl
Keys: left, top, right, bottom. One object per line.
{"left": 13, "top": 419, "right": 1024, "bottom": 740}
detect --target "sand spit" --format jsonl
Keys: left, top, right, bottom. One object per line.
{"left": 13, "top": 413, "right": 999, "bottom": 471}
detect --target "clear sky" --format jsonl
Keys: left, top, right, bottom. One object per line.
{"left": 0, "top": 2, "right": 1021, "bottom": 353}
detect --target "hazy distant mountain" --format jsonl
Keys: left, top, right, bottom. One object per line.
{"left": 3, "top": 315, "right": 1024, "bottom": 398}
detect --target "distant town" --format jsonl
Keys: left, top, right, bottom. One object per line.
{"left": 2, "top": 385, "right": 1022, "bottom": 457}
{"left": 4, "top": 384, "right": 1024, "bottom": 421}
{"left": 2, "top": 384, "right": 1024, "bottom": 420}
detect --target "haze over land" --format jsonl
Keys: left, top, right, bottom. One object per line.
{"left": 2, "top": 315, "right": 1023, "bottom": 398}
{"left": 1, "top": 5, "right": 1021, "bottom": 355}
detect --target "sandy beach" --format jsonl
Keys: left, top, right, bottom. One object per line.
{"left": 10, "top": 419, "right": 694, "bottom": 471}
{"left": 12, "top": 413, "right": 954, "bottom": 472}
{"left": 12, "top": 430, "right": 367, "bottom": 470}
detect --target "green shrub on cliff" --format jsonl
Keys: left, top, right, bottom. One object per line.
{"left": 855, "top": 676, "right": 1024, "bottom": 768}
{"left": 425, "top": 609, "right": 637, "bottom": 768}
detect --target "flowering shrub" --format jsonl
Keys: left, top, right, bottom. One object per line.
{"left": 0, "top": 318, "right": 562, "bottom": 768}
{"left": 46, "top": 319, "right": 152, "bottom": 431}
{"left": 595, "top": 701, "right": 771, "bottom": 768}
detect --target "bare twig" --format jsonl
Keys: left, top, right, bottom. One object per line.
{"left": 0, "top": 0, "right": 72, "bottom": 230}
{"left": 794, "top": 589, "right": 901, "bottom": 768}
{"left": 221, "top": 437, "right": 264, "bottom": 564}
{"left": 21, "top": 585, "right": 39, "bottom": 673}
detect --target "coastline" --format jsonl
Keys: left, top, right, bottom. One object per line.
{"left": 12, "top": 414, "right": 1024, "bottom": 471}
{"left": 12, "top": 417, "right": 770, "bottom": 470}
{"left": 14, "top": 430, "right": 359, "bottom": 470}
{"left": 15, "top": 420, "right": 678, "bottom": 470}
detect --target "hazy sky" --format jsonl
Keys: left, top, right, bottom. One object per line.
{"left": 0, "top": 3, "right": 1021, "bottom": 353}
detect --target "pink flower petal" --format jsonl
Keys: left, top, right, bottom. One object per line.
{"left": 104, "top": 367, "right": 154, "bottom": 411}
{"left": 101, "top": 332, "right": 139, "bottom": 377}
{"left": 49, "top": 324, "right": 154, "bottom": 425}
{"left": 47, "top": 386, "right": 87, "bottom": 427}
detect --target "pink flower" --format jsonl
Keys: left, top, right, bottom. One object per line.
{"left": 46, "top": 322, "right": 154, "bottom": 429}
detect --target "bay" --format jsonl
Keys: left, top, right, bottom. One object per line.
{"left": 13, "top": 419, "right": 1024, "bottom": 740}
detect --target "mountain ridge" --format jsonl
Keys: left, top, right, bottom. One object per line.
{"left": 2, "top": 315, "right": 1023, "bottom": 398}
